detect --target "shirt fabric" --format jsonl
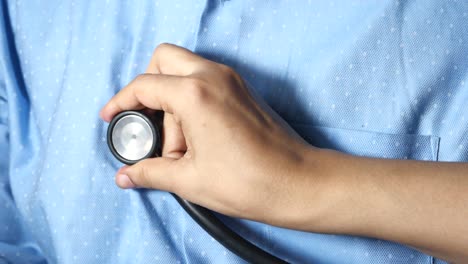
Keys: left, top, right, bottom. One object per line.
{"left": 0, "top": 0, "right": 467, "bottom": 263}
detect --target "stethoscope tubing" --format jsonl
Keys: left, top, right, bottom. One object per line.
{"left": 173, "top": 194, "right": 287, "bottom": 263}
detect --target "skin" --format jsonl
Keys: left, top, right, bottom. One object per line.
{"left": 100, "top": 43, "right": 468, "bottom": 263}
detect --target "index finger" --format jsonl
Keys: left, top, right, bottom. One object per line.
{"left": 99, "top": 74, "right": 187, "bottom": 122}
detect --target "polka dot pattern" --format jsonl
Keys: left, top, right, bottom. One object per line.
{"left": 1, "top": 0, "right": 466, "bottom": 263}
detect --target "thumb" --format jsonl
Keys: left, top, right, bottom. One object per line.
{"left": 115, "top": 157, "right": 183, "bottom": 192}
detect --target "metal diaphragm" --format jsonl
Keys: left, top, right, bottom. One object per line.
{"left": 107, "top": 111, "right": 161, "bottom": 165}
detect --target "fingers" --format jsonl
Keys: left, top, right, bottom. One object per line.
{"left": 162, "top": 114, "right": 187, "bottom": 158}
{"left": 144, "top": 47, "right": 188, "bottom": 160}
{"left": 100, "top": 74, "right": 187, "bottom": 122}
{"left": 115, "top": 157, "right": 189, "bottom": 192}
{"left": 101, "top": 44, "right": 212, "bottom": 122}
{"left": 146, "top": 44, "right": 191, "bottom": 159}
{"left": 145, "top": 43, "right": 207, "bottom": 76}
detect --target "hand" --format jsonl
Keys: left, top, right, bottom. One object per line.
{"left": 100, "top": 43, "right": 327, "bottom": 226}
{"left": 100, "top": 44, "right": 468, "bottom": 262}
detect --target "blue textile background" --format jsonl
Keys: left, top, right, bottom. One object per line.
{"left": 0, "top": 0, "right": 466, "bottom": 263}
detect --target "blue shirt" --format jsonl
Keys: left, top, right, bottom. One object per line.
{"left": 1, "top": 0, "right": 466, "bottom": 263}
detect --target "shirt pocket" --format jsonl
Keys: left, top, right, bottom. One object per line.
{"left": 290, "top": 124, "right": 440, "bottom": 161}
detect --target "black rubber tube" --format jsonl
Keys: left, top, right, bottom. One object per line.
{"left": 172, "top": 195, "right": 287, "bottom": 264}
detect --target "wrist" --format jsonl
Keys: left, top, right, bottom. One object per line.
{"left": 274, "top": 146, "right": 366, "bottom": 234}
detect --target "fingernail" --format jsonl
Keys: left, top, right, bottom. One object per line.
{"left": 116, "top": 174, "right": 137, "bottom": 189}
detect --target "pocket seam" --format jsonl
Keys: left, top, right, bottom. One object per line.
{"left": 291, "top": 123, "right": 441, "bottom": 161}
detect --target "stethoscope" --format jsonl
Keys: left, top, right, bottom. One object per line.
{"left": 107, "top": 110, "right": 288, "bottom": 264}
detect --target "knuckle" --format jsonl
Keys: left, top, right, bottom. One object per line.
{"left": 156, "top": 42, "right": 172, "bottom": 51}
{"left": 184, "top": 78, "right": 209, "bottom": 105}
{"left": 153, "top": 43, "right": 173, "bottom": 57}
{"left": 218, "top": 64, "right": 243, "bottom": 86}
{"left": 152, "top": 43, "right": 174, "bottom": 73}
{"left": 132, "top": 74, "right": 155, "bottom": 97}
{"left": 218, "top": 64, "right": 236, "bottom": 76}
{"left": 134, "top": 73, "right": 153, "bottom": 83}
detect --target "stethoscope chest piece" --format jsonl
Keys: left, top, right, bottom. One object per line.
{"left": 107, "top": 111, "right": 161, "bottom": 165}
